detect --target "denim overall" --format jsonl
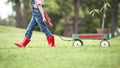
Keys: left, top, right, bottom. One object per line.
{"left": 25, "top": 0, "right": 52, "bottom": 39}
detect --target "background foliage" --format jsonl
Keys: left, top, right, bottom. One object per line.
{"left": 0, "top": 0, "right": 120, "bottom": 37}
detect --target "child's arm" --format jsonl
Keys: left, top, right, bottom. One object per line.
{"left": 38, "top": 5, "right": 46, "bottom": 22}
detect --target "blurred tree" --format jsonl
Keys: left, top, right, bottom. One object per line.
{"left": 0, "top": 15, "right": 15, "bottom": 26}
{"left": 7, "top": 0, "right": 31, "bottom": 28}
{"left": 110, "top": 0, "right": 120, "bottom": 37}
{"left": 23, "top": 0, "right": 30, "bottom": 28}
{"left": 56, "top": 0, "right": 73, "bottom": 37}
{"left": 5, "top": 0, "right": 120, "bottom": 37}
{"left": 73, "top": 0, "right": 81, "bottom": 34}
{"left": 7, "top": 0, "right": 22, "bottom": 28}
{"left": 56, "top": 0, "right": 81, "bottom": 37}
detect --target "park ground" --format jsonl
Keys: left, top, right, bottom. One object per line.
{"left": 0, "top": 26, "right": 120, "bottom": 68}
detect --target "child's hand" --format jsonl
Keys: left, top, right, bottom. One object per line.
{"left": 42, "top": 17, "right": 46, "bottom": 22}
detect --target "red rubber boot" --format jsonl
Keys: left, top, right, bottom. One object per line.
{"left": 14, "top": 37, "right": 30, "bottom": 48}
{"left": 47, "top": 36, "right": 55, "bottom": 47}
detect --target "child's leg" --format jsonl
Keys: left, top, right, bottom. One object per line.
{"left": 14, "top": 16, "right": 37, "bottom": 48}
{"left": 25, "top": 16, "right": 37, "bottom": 39}
{"left": 35, "top": 16, "right": 55, "bottom": 47}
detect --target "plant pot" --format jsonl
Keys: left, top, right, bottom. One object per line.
{"left": 97, "top": 28, "right": 110, "bottom": 34}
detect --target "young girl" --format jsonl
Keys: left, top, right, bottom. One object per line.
{"left": 14, "top": 0, "right": 55, "bottom": 48}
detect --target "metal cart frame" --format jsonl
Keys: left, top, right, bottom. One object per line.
{"left": 72, "top": 34, "right": 110, "bottom": 47}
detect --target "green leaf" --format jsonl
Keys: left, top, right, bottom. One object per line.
{"left": 94, "top": 9, "right": 101, "bottom": 14}
{"left": 103, "top": 2, "right": 111, "bottom": 10}
{"left": 106, "top": 2, "right": 111, "bottom": 8}
{"left": 89, "top": 9, "right": 101, "bottom": 17}
{"left": 89, "top": 10, "right": 94, "bottom": 15}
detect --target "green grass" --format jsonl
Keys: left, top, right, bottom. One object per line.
{"left": 0, "top": 25, "right": 120, "bottom": 68}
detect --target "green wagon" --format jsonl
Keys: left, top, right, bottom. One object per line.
{"left": 72, "top": 34, "right": 110, "bottom": 47}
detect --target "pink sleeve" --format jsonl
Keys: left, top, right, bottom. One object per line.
{"left": 35, "top": 0, "right": 42, "bottom": 5}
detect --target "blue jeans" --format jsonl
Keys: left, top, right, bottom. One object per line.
{"left": 25, "top": 15, "right": 52, "bottom": 39}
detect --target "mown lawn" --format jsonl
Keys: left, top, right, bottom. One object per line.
{"left": 0, "top": 25, "right": 120, "bottom": 68}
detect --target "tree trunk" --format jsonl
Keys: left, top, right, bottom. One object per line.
{"left": 23, "top": 0, "right": 29, "bottom": 28}
{"left": 63, "top": 0, "right": 80, "bottom": 36}
{"left": 15, "top": 0, "right": 22, "bottom": 28}
{"left": 111, "top": 0, "right": 119, "bottom": 38}
{"left": 63, "top": 16, "right": 73, "bottom": 37}
{"left": 73, "top": 0, "right": 80, "bottom": 34}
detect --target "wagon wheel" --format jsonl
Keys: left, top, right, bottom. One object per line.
{"left": 100, "top": 40, "right": 110, "bottom": 47}
{"left": 73, "top": 40, "right": 83, "bottom": 47}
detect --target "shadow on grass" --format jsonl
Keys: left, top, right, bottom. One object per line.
{"left": 0, "top": 46, "right": 44, "bottom": 50}
{"left": 0, "top": 47, "right": 18, "bottom": 49}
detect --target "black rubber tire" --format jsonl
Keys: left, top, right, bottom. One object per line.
{"left": 73, "top": 39, "right": 83, "bottom": 47}
{"left": 100, "top": 40, "right": 110, "bottom": 47}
